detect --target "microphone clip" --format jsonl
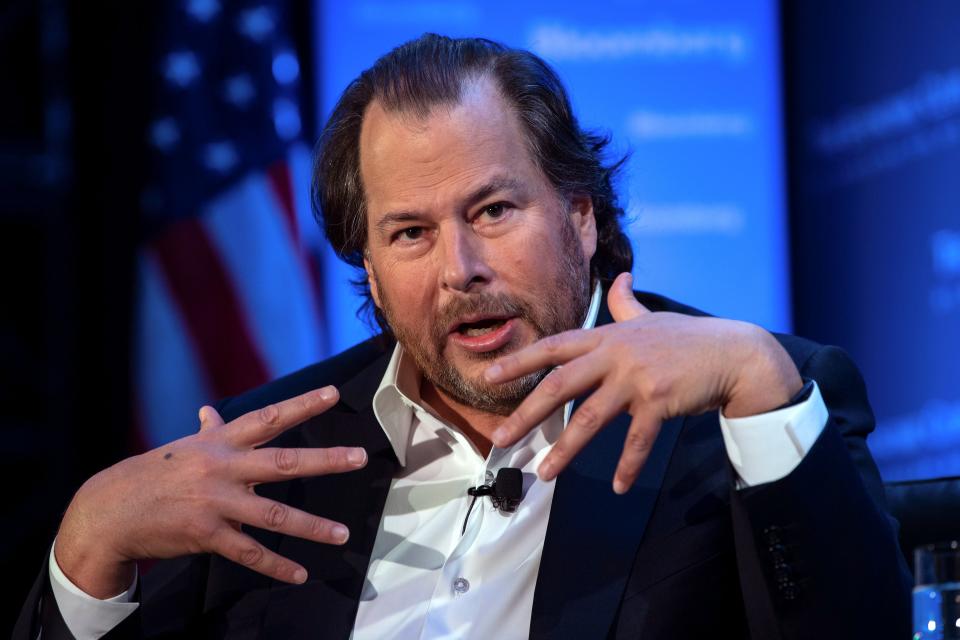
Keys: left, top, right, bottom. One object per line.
{"left": 462, "top": 468, "right": 524, "bottom": 535}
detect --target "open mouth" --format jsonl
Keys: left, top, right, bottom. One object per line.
{"left": 455, "top": 317, "right": 509, "bottom": 337}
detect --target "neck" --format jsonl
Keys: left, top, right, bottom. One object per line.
{"left": 420, "top": 379, "right": 503, "bottom": 458}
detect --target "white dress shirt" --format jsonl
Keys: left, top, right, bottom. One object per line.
{"left": 49, "top": 283, "right": 828, "bottom": 639}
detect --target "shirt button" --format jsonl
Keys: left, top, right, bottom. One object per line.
{"left": 452, "top": 577, "right": 470, "bottom": 595}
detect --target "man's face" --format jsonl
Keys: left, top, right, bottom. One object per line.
{"left": 360, "top": 77, "right": 597, "bottom": 415}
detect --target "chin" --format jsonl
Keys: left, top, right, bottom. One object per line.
{"left": 439, "top": 366, "right": 549, "bottom": 416}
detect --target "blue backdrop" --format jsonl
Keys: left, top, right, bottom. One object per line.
{"left": 313, "top": 0, "right": 791, "bottom": 355}
{"left": 785, "top": 2, "right": 960, "bottom": 481}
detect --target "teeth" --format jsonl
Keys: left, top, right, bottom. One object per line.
{"left": 463, "top": 325, "right": 497, "bottom": 337}
{"left": 459, "top": 319, "right": 506, "bottom": 337}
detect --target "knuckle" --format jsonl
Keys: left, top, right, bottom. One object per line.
{"left": 640, "top": 376, "right": 668, "bottom": 401}
{"left": 264, "top": 502, "right": 288, "bottom": 529}
{"left": 571, "top": 404, "right": 603, "bottom": 434}
{"left": 311, "top": 447, "right": 334, "bottom": 469}
{"left": 274, "top": 448, "right": 301, "bottom": 474}
{"left": 625, "top": 430, "right": 652, "bottom": 455}
{"left": 327, "top": 447, "right": 347, "bottom": 468}
{"left": 258, "top": 404, "right": 281, "bottom": 427}
{"left": 540, "top": 371, "right": 564, "bottom": 398}
{"left": 299, "top": 391, "right": 316, "bottom": 412}
{"left": 238, "top": 543, "right": 264, "bottom": 567}
{"left": 498, "top": 354, "right": 515, "bottom": 370}
{"left": 190, "top": 450, "right": 219, "bottom": 479}
{"left": 542, "top": 334, "right": 562, "bottom": 355}
{"left": 185, "top": 517, "right": 217, "bottom": 542}
{"left": 549, "top": 441, "right": 568, "bottom": 462}
{"left": 509, "top": 406, "right": 529, "bottom": 430}
{"left": 309, "top": 517, "right": 330, "bottom": 539}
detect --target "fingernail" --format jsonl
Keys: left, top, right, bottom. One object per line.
{"left": 293, "top": 568, "right": 307, "bottom": 584}
{"left": 539, "top": 461, "right": 555, "bottom": 481}
{"left": 347, "top": 448, "right": 367, "bottom": 466}
{"left": 319, "top": 386, "right": 336, "bottom": 401}
{"left": 491, "top": 427, "right": 507, "bottom": 447}
{"left": 613, "top": 478, "right": 628, "bottom": 495}
{"left": 332, "top": 524, "right": 349, "bottom": 543}
{"left": 485, "top": 364, "right": 503, "bottom": 381}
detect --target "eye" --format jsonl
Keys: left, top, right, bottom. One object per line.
{"left": 479, "top": 202, "right": 509, "bottom": 220}
{"left": 393, "top": 226, "right": 424, "bottom": 242}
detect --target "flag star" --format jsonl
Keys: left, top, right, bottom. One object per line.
{"left": 203, "top": 141, "right": 239, "bottom": 174}
{"left": 149, "top": 117, "right": 180, "bottom": 151}
{"left": 272, "top": 50, "right": 299, "bottom": 84}
{"left": 186, "top": 0, "right": 220, "bottom": 22}
{"left": 164, "top": 51, "right": 200, "bottom": 88}
{"left": 237, "top": 7, "right": 275, "bottom": 42}
{"left": 223, "top": 74, "right": 256, "bottom": 107}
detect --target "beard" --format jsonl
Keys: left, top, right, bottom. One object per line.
{"left": 374, "top": 217, "right": 591, "bottom": 415}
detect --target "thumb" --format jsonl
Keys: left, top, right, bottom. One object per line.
{"left": 198, "top": 405, "right": 226, "bottom": 432}
{"left": 607, "top": 272, "right": 649, "bottom": 322}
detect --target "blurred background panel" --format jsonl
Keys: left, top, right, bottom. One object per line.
{"left": 1, "top": 0, "right": 958, "bottom": 632}
{"left": 783, "top": 0, "right": 960, "bottom": 481}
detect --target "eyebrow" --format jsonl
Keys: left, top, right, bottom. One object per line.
{"left": 373, "top": 175, "right": 528, "bottom": 236}
{"left": 464, "top": 175, "right": 527, "bottom": 209}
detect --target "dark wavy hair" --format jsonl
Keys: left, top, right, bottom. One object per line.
{"left": 312, "top": 33, "right": 632, "bottom": 332}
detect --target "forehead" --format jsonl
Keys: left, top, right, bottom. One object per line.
{"left": 358, "top": 76, "right": 545, "bottom": 218}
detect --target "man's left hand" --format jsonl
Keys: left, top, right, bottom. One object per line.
{"left": 486, "top": 272, "right": 803, "bottom": 494}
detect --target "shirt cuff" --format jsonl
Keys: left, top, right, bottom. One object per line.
{"left": 48, "top": 538, "right": 139, "bottom": 640}
{"left": 719, "top": 381, "right": 828, "bottom": 488}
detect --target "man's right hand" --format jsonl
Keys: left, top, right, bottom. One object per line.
{"left": 54, "top": 385, "right": 366, "bottom": 599}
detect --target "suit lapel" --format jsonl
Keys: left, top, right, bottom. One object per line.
{"left": 530, "top": 293, "right": 684, "bottom": 639}
{"left": 260, "top": 350, "right": 399, "bottom": 639}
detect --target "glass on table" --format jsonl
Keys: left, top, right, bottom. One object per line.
{"left": 914, "top": 540, "right": 960, "bottom": 639}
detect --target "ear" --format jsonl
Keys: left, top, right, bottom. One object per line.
{"left": 363, "top": 251, "right": 382, "bottom": 309}
{"left": 569, "top": 194, "right": 597, "bottom": 261}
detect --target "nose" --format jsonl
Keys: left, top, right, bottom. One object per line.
{"left": 439, "top": 222, "right": 493, "bottom": 293}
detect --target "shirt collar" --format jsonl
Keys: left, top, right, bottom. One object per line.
{"left": 373, "top": 282, "right": 604, "bottom": 466}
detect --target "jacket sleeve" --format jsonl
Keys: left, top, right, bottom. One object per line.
{"left": 730, "top": 344, "right": 912, "bottom": 639}
{"left": 12, "top": 547, "right": 215, "bottom": 640}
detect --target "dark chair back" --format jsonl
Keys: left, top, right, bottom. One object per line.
{"left": 885, "top": 476, "right": 960, "bottom": 565}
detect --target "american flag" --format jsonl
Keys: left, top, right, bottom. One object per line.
{"left": 134, "top": 0, "right": 326, "bottom": 448}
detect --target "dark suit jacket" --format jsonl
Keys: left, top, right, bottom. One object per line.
{"left": 16, "top": 291, "right": 912, "bottom": 639}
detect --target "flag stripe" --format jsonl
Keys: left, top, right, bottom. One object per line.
{"left": 268, "top": 153, "right": 327, "bottom": 336}
{"left": 267, "top": 161, "right": 300, "bottom": 244}
{"left": 152, "top": 219, "right": 270, "bottom": 397}
{"left": 201, "top": 175, "right": 323, "bottom": 378}
{"left": 135, "top": 251, "right": 216, "bottom": 446}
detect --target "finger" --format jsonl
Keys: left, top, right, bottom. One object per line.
{"left": 198, "top": 405, "right": 225, "bottom": 432}
{"left": 229, "top": 386, "right": 340, "bottom": 447}
{"left": 537, "top": 385, "right": 629, "bottom": 481}
{"left": 484, "top": 329, "right": 600, "bottom": 385}
{"left": 612, "top": 413, "right": 661, "bottom": 494}
{"left": 208, "top": 525, "right": 309, "bottom": 585}
{"left": 607, "top": 272, "right": 650, "bottom": 323}
{"left": 491, "top": 353, "right": 607, "bottom": 448}
{"left": 222, "top": 494, "right": 350, "bottom": 546}
{"left": 241, "top": 446, "right": 367, "bottom": 483}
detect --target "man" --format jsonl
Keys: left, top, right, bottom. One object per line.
{"left": 17, "top": 34, "right": 910, "bottom": 639}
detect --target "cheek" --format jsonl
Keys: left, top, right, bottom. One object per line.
{"left": 498, "top": 221, "right": 567, "bottom": 275}
{"left": 378, "top": 259, "right": 436, "bottom": 318}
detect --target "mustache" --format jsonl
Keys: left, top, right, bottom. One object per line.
{"left": 432, "top": 292, "right": 533, "bottom": 341}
